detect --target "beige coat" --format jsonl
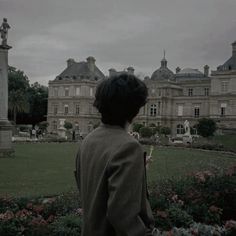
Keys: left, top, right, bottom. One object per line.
{"left": 75, "top": 124, "right": 155, "bottom": 236}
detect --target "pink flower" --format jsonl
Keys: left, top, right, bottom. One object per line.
{"left": 32, "top": 205, "right": 44, "bottom": 214}
{"left": 15, "top": 209, "right": 32, "bottom": 219}
{"left": 30, "top": 217, "right": 48, "bottom": 226}
{"left": 225, "top": 220, "right": 236, "bottom": 230}
{"left": 46, "top": 215, "right": 55, "bottom": 223}
{"left": 0, "top": 210, "right": 14, "bottom": 221}
{"left": 209, "top": 205, "right": 222, "bottom": 214}
{"left": 226, "top": 165, "right": 236, "bottom": 177}
{"left": 156, "top": 210, "right": 168, "bottom": 218}
{"left": 74, "top": 208, "right": 83, "bottom": 216}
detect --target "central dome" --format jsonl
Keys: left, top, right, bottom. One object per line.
{"left": 151, "top": 57, "right": 174, "bottom": 81}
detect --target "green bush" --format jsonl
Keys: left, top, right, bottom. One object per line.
{"left": 132, "top": 123, "right": 144, "bottom": 133}
{"left": 139, "top": 127, "right": 152, "bottom": 138}
{"left": 160, "top": 127, "right": 171, "bottom": 136}
{"left": 167, "top": 206, "right": 193, "bottom": 228}
{"left": 197, "top": 118, "right": 217, "bottom": 137}
{"left": 64, "top": 122, "right": 73, "bottom": 130}
{"left": 50, "top": 214, "right": 82, "bottom": 236}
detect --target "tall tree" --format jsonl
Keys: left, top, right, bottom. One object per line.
{"left": 197, "top": 118, "right": 217, "bottom": 137}
{"left": 8, "top": 67, "right": 48, "bottom": 125}
{"left": 8, "top": 66, "right": 30, "bottom": 124}
{"left": 27, "top": 82, "right": 48, "bottom": 125}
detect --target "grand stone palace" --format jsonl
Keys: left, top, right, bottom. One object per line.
{"left": 47, "top": 41, "right": 236, "bottom": 136}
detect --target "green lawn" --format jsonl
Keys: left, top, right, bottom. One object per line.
{"left": 147, "top": 146, "right": 236, "bottom": 182}
{"left": 0, "top": 143, "right": 236, "bottom": 197}
{"left": 212, "top": 134, "right": 236, "bottom": 152}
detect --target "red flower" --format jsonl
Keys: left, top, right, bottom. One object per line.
{"left": 33, "top": 205, "right": 44, "bottom": 214}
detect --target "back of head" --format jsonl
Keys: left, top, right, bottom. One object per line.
{"left": 94, "top": 73, "right": 148, "bottom": 127}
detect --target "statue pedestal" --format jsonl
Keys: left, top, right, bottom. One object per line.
{"left": 0, "top": 120, "right": 14, "bottom": 157}
{"left": 58, "top": 127, "right": 66, "bottom": 138}
{"left": 182, "top": 135, "right": 192, "bottom": 145}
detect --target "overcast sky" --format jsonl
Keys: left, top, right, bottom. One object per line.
{"left": 1, "top": 0, "right": 236, "bottom": 85}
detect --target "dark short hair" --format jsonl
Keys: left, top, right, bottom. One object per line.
{"left": 94, "top": 73, "right": 148, "bottom": 127}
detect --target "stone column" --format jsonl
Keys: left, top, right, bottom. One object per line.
{"left": 0, "top": 45, "right": 14, "bottom": 157}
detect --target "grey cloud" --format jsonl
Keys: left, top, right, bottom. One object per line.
{"left": 1, "top": 0, "right": 236, "bottom": 85}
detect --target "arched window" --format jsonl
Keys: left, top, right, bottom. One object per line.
{"left": 177, "top": 124, "right": 184, "bottom": 134}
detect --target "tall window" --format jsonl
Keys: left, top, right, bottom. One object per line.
{"left": 221, "top": 81, "right": 229, "bottom": 93}
{"left": 220, "top": 103, "right": 227, "bottom": 116}
{"left": 64, "top": 105, "right": 69, "bottom": 115}
{"left": 54, "top": 87, "right": 58, "bottom": 97}
{"left": 52, "top": 121, "right": 57, "bottom": 130}
{"left": 65, "top": 87, "right": 69, "bottom": 96}
{"left": 76, "top": 86, "right": 81, "bottom": 96}
{"left": 204, "top": 88, "right": 209, "bottom": 96}
{"left": 194, "top": 106, "right": 200, "bottom": 118}
{"left": 53, "top": 105, "right": 58, "bottom": 115}
{"left": 90, "top": 87, "right": 93, "bottom": 97}
{"left": 188, "top": 88, "right": 193, "bottom": 96}
{"left": 150, "top": 104, "right": 157, "bottom": 116}
{"left": 177, "top": 105, "right": 183, "bottom": 116}
{"left": 177, "top": 124, "right": 184, "bottom": 134}
{"left": 75, "top": 105, "right": 80, "bottom": 115}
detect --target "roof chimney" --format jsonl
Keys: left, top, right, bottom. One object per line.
{"left": 108, "top": 68, "right": 116, "bottom": 77}
{"left": 204, "top": 65, "right": 209, "bottom": 77}
{"left": 127, "top": 67, "right": 134, "bottom": 75}
{"left": 232, "top": 41, "right": 236, "bottom": 56}
{"left": 176, "top": 67, "right": 181, "bottom": 73}
{"left": 86, "top": 56, "right": 96, "bottom": 72}
{"left": 67, "top": 58, "right": 75, "bottom": 68}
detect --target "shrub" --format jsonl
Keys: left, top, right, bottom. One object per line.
{"left": 160, "top": 127, "right": 171, "bottom": 136}
{"left": 167, "top": 206, "right": 193, "bottom": 228}
{"left": 196, "top": 118, "right": 217, "bottom": 137}
{"left": 64, "top": 122, "right": 73, "bottom": 130}
{"left": 139, "top": 127, "right": 153, "bottom": 138}
{"left": 50, "top": 214, "right": 82, "bottom": 236}
{"left": 132, "top": 123, "right": 144, "bottom": 133}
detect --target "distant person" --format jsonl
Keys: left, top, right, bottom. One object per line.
{"left": 75, "top": 73, "right": 156, "bottom": 236}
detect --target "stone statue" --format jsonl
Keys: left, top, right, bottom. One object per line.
{"left": 0, "top": 18, "right": 10, "bottom": 46}
{"left": 184, "top": 120, "right": 190, "bottom": 136}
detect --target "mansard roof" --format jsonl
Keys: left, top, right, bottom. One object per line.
{"left": 217, "top": 56, "right": 236, "bottom": 71}
{"left": 217, "top": 41, "right": 236, "bottom": 71}
{"left": 55, "top": 59, "right": 105, "bottom": 81}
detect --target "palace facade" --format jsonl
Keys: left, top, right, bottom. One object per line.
{"left": 47, "top": 41, "right": 236, "bottom": 136}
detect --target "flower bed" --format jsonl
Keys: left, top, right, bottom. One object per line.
{"left": 1, "top": 166, "right": 236, "bottom": 235}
